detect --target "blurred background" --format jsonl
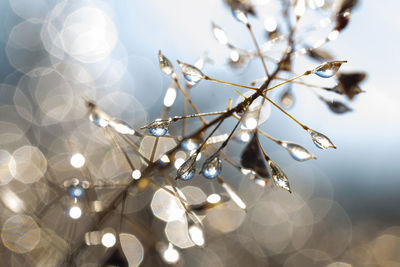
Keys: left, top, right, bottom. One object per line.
{"left": 0, "top": 0, "right": 400, "bottom": 266}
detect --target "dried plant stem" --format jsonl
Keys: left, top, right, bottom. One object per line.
{"left": 246, "top": 23, "right": 270, "bottom": 78}
{"left": 252, "top": 76, "right": 326, "bottom": 89}
{"left": 262, "top": 94, "right": 308, "bottom": 130}
{"left": 172, "top": 74, "right": 207, "bottom": 125}
{"left": 205, "top": 76, "right": 258, "bottom": 90}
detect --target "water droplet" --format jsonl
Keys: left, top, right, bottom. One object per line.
{"left": 85, "top": 100, "right": 110, "bottom": 128}
{"left": 231, "top": 8, "right": 248, "bottom": 24}
{"left": 89, "top": 109, "right": 109, "bottom": 128}
{"left": 181, "top": 138, "right": 201, "bottom": 152}
{"left": 236, "top": 130, "right": 251, "bottom": 143}
{"left": 267, "top": 160, "right": 291, "bottom": 193}
{"left": 307, "top": 128, "right": 336, "bottom": 149}
{"left": 312, "top": 61, "right": 347, "bottom": 78}
{"left": 109, "top": 118, "right": 135, "bottom": 135}
{"left": 177, "top": 60, "right": 205, "bottom": 85}
{"left": 201, "top": 154, "right": 222, "bottom": 179}
{"left": 280, "top": 88, "right": 295, "bottom": 109}
{"left": 211, "top": 23, "right": 228, "bottom": 45}
{"left": 158, "top": 50, "right": 174, "bottom": 76}
{"left": 281, "top": 142, "right": 316, "bottom": 161}
{"left": 142, "top": 119, "right": 170, "bottom": 137}
{"left": 68, "top": 185, "right": 85, "bottom": 198}
{"left": 241, "top": 133, "right": 270, "bottom": 178}
{"left": 177, "top": 153, "right": 198, "bottom": 181}
{"left": 149, "top": 127, "right": 168, "bottom": 137}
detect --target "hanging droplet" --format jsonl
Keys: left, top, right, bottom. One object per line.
{"left": 141, "top": 119, "right": 170, "bottom": 137}
{"left": 181, "top": 138, "right": 201, "bottom": 152}
{"left": 295, "top": 0, "right": 307, "bottom": 17}
{"left": 85, "top": 100, "right": 111, "bottom": 128}
{"left": 267, "top": 160, "right": 291, "bottom": 193}
{"left": 307, "top": 128, "right": 336, "bottom": 149}
{"left": 201, "top": 154, "right": 222, "bottom": 179}
{"left": 89, "top": 110, "right": 109, "bottom": 128}
{"left": 319, "top": 96, "right": 352, "bottom": 114}
{"left": 176, "top": 153, "right": 198, "bottom": 181}
{"left": 158, "top": 50, "right": 174, "bottom": 76}
{"left": 240, "top": 132, "right": 270, "bottom": 178}
{"left": 311, "top": 60, "right": 347, "bottom": 78}
{"left": 236, "top": 130, "right": 251, "bottom": 143}
{"left": 177, "top": 60, "right": 205, "bottom": 85}
{"left": 280, "top": 141, "right": 316, "bottom": 161}
{"left": 68, "top": 185, "right": 85, "bottom": 198}
{"left": 280, "top": 87, "right": 295, "bottom": 109}
{"left": 211, "top": 23, "right": 229, "bottom": 45}
{"left": 109, "top": 118, "right": 135, "bottom": 135}
{"left": 231, "top": 8, "right": 248, "bottom": 24}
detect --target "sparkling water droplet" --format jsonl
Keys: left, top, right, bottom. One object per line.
{"left": 142, "top": 119, "right": 170, "bottom": 137}
{"left": 267, "top": 160, "right": 291, "bottom": 193}
{"left": 231, "top": 8, "right": 248, "bottom": 24}
{"left": 158, "top": 50, "right": 174, "bottom": 75}
{"left": 89, "top": 109, "right": 109, "bottom": 128}
{"left": 177, "top": 153, "right": 198, "bottom": 181}
{"left": 307, "top": 129, "right": 336, "bottom": 149}
{"left": 211, "top": 23, "right": 229, "bottom": 45}
{"left": 149, "top": 127, "right": 167, "bottom": 137}
{"left": 181, "top": 138, "right": 201, "bottom": 152}
{"left": 201, "top": 154, "right": 222, "bottom": 179}
{"left": 109, "top": 118, "right": 135, "bottom": 135}
{"left": 312, "top": 61, "right": 347, "bottom": 78}
{"left": 68, "top": 185, "right": 85, "bottom": 198}
{"left": 85, "top": 100, "right": 110, "bottom": 128}
{"left": 177, "top": 60, "right": 205, "bottom": 85}
{"left": 281, "top": 142, "right": 316, "bottom": 161}
{"left": 236, "top": 130, "right": 251, "bottom": 143}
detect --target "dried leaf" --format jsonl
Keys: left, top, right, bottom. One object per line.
{"left": 319, "top": 96, "right": 352, "bottom": 114}
{"left": 240, "top": 132, "right": 270, "bottom": 178}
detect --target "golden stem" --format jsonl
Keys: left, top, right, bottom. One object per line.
{"left": 205, "top": 76, "right": 258, "bottom": 91}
